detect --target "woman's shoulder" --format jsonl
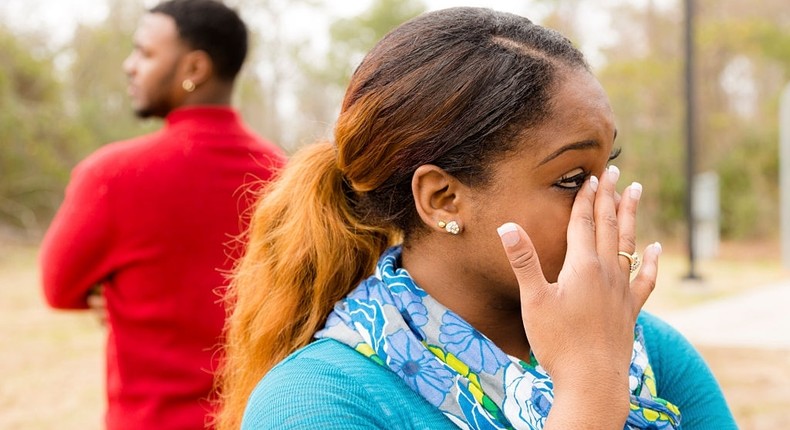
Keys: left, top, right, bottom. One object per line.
{"left": 638, "top": 311, "right": 684, "bottom": 343}
{"left": 637, "top": 311, "right": 705, "bottom": 366}
{"left": 637, "top": 311, "right": 704, "bottom": 382}
{"left": 637, "top": 311, "right": 738, "bottom": 429}
{"left": 242, "top": 338, "right": 455, "bottom": 429}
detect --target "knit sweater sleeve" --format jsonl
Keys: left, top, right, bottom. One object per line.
{"left": 40, "top": 151, "right": 117, "bottom": 309}
{"left": 639, "top": 312, "right": 738, "bottom": 429}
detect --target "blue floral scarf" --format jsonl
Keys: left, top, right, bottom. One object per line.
{"left": 316, "top": 246, "right": 681, "bottom": 429}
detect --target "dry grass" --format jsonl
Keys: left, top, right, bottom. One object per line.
{"left": 1, "top": 239, "right": 788, "bottom": 429}
{"left": 0, "top": 243, "right": 103, "bottom": 429}
{"left": 697, "top": 346, "right": 790, "bottom": 429}
{"left": 644, "top": 240, "right": 790, "bottom": 427}
{"left": 644, "top": 239, "right": 788, "bottom": 314}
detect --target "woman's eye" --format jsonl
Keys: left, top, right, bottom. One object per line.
{"left": 555, "top": 169, "right": 587, "bottom": 190}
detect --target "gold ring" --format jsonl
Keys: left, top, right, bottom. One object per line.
{"left": 618, "top": 251, "right": 641, "bottom": 273}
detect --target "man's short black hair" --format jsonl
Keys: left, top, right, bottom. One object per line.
{"left": 151, "top": 0, "right": 248, "bottom": 82}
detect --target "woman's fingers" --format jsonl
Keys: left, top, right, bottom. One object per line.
{"left": 498, "top": 222, "right": 549, "bottom": 301}
{"left": 564, "top": 175, "right": 599, "bottom": 262}
{"left": 616, "top": 182, "right": 642, "bottom": 272}
{"left": 594, "top": 166, "right": 621, "bottom": 266}
{"left": 630, "top": 242, "right": 662, "bottom": 314}
{"left": 502, "top": 168, "right": 656, "bottom": 318}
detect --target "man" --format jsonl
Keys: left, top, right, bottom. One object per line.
{"left": 39, "top": 1, "right": 284, "bottom": 428}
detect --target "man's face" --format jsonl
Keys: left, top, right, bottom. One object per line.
{"left": 122, "top": 13, "right": 186, "bottom": 118}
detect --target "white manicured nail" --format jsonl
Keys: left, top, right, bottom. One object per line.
{"left": 607, "top": 165, "right": 620, "bottom": 183}
{"left": 497, "top": 223, "right": 520, "bottom": 247}
{"left": 629, "top": 182, "right": 642, "bottom": 199}
{"left": 652, "top": 242, "right": 662, "bottom": 255}
{"left": 589, "top": 175, "right": 599, "bottom": 193}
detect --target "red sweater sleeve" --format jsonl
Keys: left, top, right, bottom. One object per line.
{"left": 40, "top": 154, "right": 117, "bottom": 309}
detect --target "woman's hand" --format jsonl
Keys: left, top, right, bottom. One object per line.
{"left": 496, "top": 165, "right": 662, "bottom": 428}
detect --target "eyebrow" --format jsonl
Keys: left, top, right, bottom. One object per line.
{"left": 537, "top": 140, "right": 600, "bottom": 166}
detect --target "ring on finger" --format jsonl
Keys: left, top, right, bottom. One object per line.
{"left": 617, "top": 251, "right": 641, "bottom": 273}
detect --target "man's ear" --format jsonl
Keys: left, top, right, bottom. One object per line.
{"left": 180, "top": 50, "right": 213, "bottom": 87}
{"left": 412, "top": 164, "right": 466, "bottom": 234}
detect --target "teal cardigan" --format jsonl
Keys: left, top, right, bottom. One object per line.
{"left": 242, "top": 312, "right": 737, "bottom": 429}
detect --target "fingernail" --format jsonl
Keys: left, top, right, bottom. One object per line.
{"left": 497, "top": 223, "right": 520, "bottom": 246}
{"left": 607, "top": 165, "right": 620, "bottom": 184}
{"left": 629, "top": 182, "right": 642, "bottom": 199}
{"left": 589, "top": 175, "right": 599, "bottom": 193}
{"left": 652, "top": 242, "right": 663, "bottom": 255}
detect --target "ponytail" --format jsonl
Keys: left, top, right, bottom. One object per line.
{"left": 216, "top": 141, "right": 395, "bottom": 430}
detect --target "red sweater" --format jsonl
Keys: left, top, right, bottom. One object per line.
{"left": 40, "top": 106, "right": 285, "bottom": 430}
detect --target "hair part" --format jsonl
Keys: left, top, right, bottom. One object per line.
{"left": 217, "top": 7, "right": 588, "bottom": 429}
{"left": 150, "top": 0, "right": 248, "bottom": 81}
{"left": 338, "top": 7, "right": 589, "bottom": 236}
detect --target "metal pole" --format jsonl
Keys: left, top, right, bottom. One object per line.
{"left": 780, "top": 83, "right": 790, "bottom": 270}
{"left": 684, "top": 0, "right": 700, "bottom": 280}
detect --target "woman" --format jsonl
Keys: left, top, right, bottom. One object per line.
{"left": 218, "top": 7, "right": 736, "bottom": 429}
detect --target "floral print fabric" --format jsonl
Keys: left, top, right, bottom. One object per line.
{"left": 316, "top": 247, "right": 682, "bottom": 429}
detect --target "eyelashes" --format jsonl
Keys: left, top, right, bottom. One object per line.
{"left": 554, "top": 147, "right": 622, "bottom": 192}
{"left": 555, "top": 169, "right": 587, "bottom": 191}
{"left": 609, "top": 147, "right": 622, "bottom": 162}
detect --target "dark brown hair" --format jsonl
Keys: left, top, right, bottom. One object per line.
{"left": 151, "top": 0, "right": 248, "bottom": 81}
{"left": 218, "top": 8, "right": 588, "bottom": 429}
{"left": 339, "top": 7, "right": 589, "bottom": 234}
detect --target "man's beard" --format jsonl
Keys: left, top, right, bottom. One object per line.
{"left": 131, "top": 73, "right": 176, "bottom": 119}
{"left": 133, "top": 107, "right": 156, "bottom": 119}
{"left": 133, "top": 101, "right": 170, "bottom": 119}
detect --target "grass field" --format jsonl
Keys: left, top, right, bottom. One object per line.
{"left": 1, "top": 239, "right": 788, "bottom": 429}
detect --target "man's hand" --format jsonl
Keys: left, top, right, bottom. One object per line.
{"left": 87, "top": 286, "right": 107, "bottom": 326}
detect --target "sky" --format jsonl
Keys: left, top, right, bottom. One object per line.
{"left": 0, "top": 0, "right": 687, "bottom": 84}
{"left": 0, "top": 0, "right": 658, "bottom": 67}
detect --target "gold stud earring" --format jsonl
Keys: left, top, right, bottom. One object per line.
{"left": 182, "top": 79, "right": 196, "bottom": 92}
{"left": 438, "top": 220, "right": 461, "bottom": 235}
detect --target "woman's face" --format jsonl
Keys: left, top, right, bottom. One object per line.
{"left": 462, "top": 68, "right": 617, "bottom": 298}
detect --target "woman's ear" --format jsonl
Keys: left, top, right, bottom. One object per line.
{"left": 412, "top": 165, "right": 465, "bottom": 234}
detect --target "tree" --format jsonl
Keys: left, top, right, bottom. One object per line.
{"left": 0, "top": 25, "right": 80, "bottom": 234}
{"left": 287, "top": 0, "right": 427, "bottom": 150}
{"left": 594, "top": 0, "right": 790, "bottom": 239}
{"left": 694, "top": 0, "right": 789, "bottom": 238}
{"left": 594, "top": 2, "right": 686, "bottom": 237}
{"left": 67, "top": 0, "right": 155, "bottom": 153}
{"left": 0, "top": 0, "right": 154, "bottom": 235}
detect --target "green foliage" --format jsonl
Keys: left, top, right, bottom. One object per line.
{"left": 0, "top": 3, "right": 154, "bottom": 235}
{"left": 716, "top": 126, "right": 780, "bottom": 239}
{"left": 693, "top": 8, "right": 788, "bottom": 240}
{"left": 68, "top": 12, "right": 156, "bottom": 150}
{"left": 0, "top": 0, "right": 787, "bottom": 243}
{"left": 593, "top": 0, "right": 789, "bottom": 240}
{"left": 277, "top": 0, "right": 426, "bottom": 152}
{"left": 0, "top": 26, "right": 74, "bottom": 232}
{"left": 323, "top": 0, "right": 426, "bottom": 87}
{"left": 597, "top": 20, "right": 686, "bottom": 237}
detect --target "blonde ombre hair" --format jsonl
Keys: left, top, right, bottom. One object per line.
{"left": 216, "top": 7, "right": 588, "bottom": 429}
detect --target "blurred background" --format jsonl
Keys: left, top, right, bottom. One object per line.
{"left": 0, "top": 0, "right": 788, "bottom": 428}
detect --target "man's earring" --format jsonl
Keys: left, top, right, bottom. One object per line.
{"left": 437, "top": 220, "right": 461, "bottom": 235}
{"left": 182, "top": 79, "right": 196, "bottom": 92}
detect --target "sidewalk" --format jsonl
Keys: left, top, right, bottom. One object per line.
{"left": 658, "top": 281, "right": 790, "bottom": 349}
